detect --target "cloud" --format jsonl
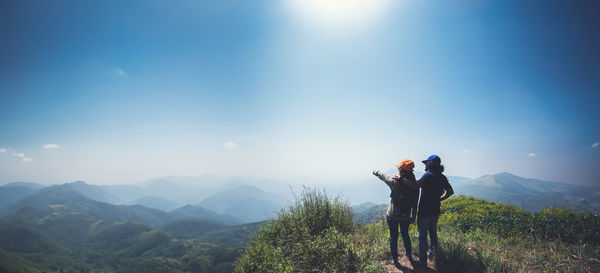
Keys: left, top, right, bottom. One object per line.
{"left": 21, "top": 157, "right": 34, "bottom": 163}
{"left": 528, "top": 153, "right": 538, "bottom": 157}
{"left": 0, "top": 148, "right": 6, "bottom": 153}
{"left": 114, "top": 67, "right": 127, "bottom": 77}
{"left": 13, "top": 152, "right": 34, "bottom": 162}
{"left": 462, "top": 149, "right": 469, "bottom": 153}
{"left": 592, "top": 142, "right": 599, "bottom": 148}
{"left": 44, "top": 144, "right": 60, "bottom": 149}
{"left": 224, "top": 142, "right": 237, "bottom": 149}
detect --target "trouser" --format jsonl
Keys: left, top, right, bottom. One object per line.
{"left": 386, "top": 215, "right": 412, "bottom": 262}
{"left": 417, "top": 214, "right": 439, "bottom": 262}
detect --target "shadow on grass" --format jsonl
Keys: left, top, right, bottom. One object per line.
{"left": 433, "top": 241, "right": 511, "bottom": 273}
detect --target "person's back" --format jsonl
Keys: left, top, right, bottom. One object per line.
{"left": 418, "top": 170, "right": 450, "bottom": 217}
{"left": 373, "top": 159, "right": 419, "bottom": 268}
{"left": 416, "top": 155, "right": 453, "bottom": 268}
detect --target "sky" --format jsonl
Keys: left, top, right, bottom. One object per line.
{"left": 1, "top": 0, "right": 599, "bottom": 185}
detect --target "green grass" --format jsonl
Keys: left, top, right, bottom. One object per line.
{"left": 235, "top": 193, "right": 600, "bottom": 273}
{"left": 235, "top": 188, "right": 392, "bottom": 273}
{"left": 363, "top": 195, "right": 600, "bottom": 272}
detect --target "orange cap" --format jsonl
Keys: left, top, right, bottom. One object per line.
{"left": 395, "top": 159, "right": 415, "bottom": 171}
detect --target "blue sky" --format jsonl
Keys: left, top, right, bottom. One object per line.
{"left": 1, "top": 0, "right": 599, "bottom": 185}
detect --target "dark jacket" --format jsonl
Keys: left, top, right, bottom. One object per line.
{"left": 417, "top": 171, "right": 453, "bottom": 217}
{"left": 374, "top": 171, "right": 419, "bottom": 219}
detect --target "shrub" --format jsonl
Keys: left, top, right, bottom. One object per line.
{"left": 234, "top": 188, "right": 356, "bottom": 273}
{"left": 440, "top": 196, "right": 600, "bottom": 245}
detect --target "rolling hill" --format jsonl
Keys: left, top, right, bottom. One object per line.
{"left": 0, "top": 183, "right": 266, "bottom": 273}
{"left": 197, "top": 185, "right": 289, "bottom": 223}
{"left": 455, "top": 172, "right": 600, "bottom": 212}
{"left": 0, "top": 183, "right": 180, "bottom": 227}
{"left": 133, "top": 195, "right": 180, "bottom": 211}
{"left": 171, "top": 204, "right": 239, "bottom": 225}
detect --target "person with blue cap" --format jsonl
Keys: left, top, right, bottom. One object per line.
{"left": 416, "top": 155, "right": 454, "bottom": 268}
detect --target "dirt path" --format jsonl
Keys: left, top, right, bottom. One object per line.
{"left": 381, "top": 254, "right": 437, "bottom": 273}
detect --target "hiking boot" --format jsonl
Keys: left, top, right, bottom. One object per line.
{"left": 417, "top": 260, "right": 427, "bottom": 268}
{"left": 405, "top": 254, "right": 414, "bottom": 264}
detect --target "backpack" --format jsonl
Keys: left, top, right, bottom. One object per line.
{"left": 389, "top": 179, "right": 415, "bottom": 221}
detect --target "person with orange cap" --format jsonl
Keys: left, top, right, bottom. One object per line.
{"left": 373, "top": 159, "right": 420, "bottom": 267}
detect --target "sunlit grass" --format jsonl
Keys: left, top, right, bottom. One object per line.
{"left": 235, "top": 192, "right": 599, "bottom": 272}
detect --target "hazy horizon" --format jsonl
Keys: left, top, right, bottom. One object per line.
{"left": 1, "top": 170, "right": 593, "bottom": 188}
{"left": 1, "top": 0, "right": 599, "bottom": 186}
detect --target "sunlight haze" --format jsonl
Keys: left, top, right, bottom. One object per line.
{"left": 1, "top": 0, "right": 599, "bottom": 186}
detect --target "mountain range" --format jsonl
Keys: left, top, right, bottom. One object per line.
{"left": 0, "top": 171, "right": 598, "bottom": 272}
{"left": 453, "top": 172, "right": 600, "bottom": 212}
{"left": 1, "top": 171, "right": 598, "bottom": 224}
{"left": 0, "top": 181, "right": 266, "bottom": 272}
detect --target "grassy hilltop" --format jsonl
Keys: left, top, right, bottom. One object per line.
{"left": 234, "top": 190, "right": 600, "bottom": 273}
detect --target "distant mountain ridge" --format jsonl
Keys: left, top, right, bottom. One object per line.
{"left": 1, "top": 171, "right": 597, "bottom": 224}
{"left": 171, "top": 205, "right": 239, "bottom": 225}
{"left": 1, "top": 184, "right": 180, "bottom": 227}
{"left": 352, "top": 171, "right": 600, "bottom": 224}
{"left": 455, "top": 172, "right": 600, "bottom": 212}
{"left": 1, "top": 181, "right": 46, "bottom": 190}
{"left": 0, "top": 178, "right": 293, "bottom": 224}
{"left": 0, "top": 186, "right": 263, "bottom": 273}
{"left": 197, "top": 184, "right": 289, "bottom": 223}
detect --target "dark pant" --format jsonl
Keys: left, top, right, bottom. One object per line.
{"left": 418, "top": 215, "right": 439, "bottom": 262}
{"left": 386, "top": 215, "right": 412, "bottom": 262}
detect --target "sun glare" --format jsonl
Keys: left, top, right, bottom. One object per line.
{"left": 285, "top": 0, "right": 394, "bottom": 31}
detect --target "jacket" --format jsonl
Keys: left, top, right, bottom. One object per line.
{"left": 374, "top": 171, "right": 419, "bottom": 219}
{"left": 417, "top": 171, "right": 453, "bottom": 217}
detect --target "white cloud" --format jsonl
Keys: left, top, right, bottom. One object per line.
{"left": 0, "top": 148, "right": 6, "bottom": 153}
{"left": 224, "top": 142, "right": 237, "bottom": 149}
{"left": 21, "top": 157, "right": 34, "bottom": 163}
{"left": 43, "top": 144, "right": 60, "bottom": 149}
{"left": 528, "top": 153, "right": 538, "bottom": 157}
{"left": 12, "top": 152, "right": 34, "bottom": 162}
{"left": 114, "top": 67, "right": 127, "bottom": 77}
{"left": 592, "top": 142, "right": 599, "bottom": 148}
{"left": 462, "top": 149, "right": 469, "bottom": 153}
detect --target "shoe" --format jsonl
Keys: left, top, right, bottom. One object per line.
{"left": 427, "top": 249, "right": 434, "bottom": 258}
{"left": 417, "top": 261, "right": 427, "bottom": 268}
{"left": 394, "top": 261, "right": 401, "bottom": 269}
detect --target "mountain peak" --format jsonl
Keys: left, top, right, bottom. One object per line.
{"left": 494, "top": 172, "right": 518, "bottom": 178}
{"left": 1, "top": 181, "right": 45, "bottom": 190}
{"left": 67, "top": 181, "right": 88, "bottom": 186}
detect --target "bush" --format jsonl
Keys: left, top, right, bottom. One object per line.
{"left": 440, "top": 196, "right": 600, "bottom": 245}
{"left": 234, "top": 188, "right": 357, "bottom": 273}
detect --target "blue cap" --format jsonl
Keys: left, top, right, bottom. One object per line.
{"left": 422, "top": 155, "right": 441, "bottom": 164}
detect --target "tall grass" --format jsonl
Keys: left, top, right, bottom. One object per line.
{"left": 234, "top": 188, "right": 357, "bottom": 273}
{"left": 440, "top": 196, "right": 600, "bottom": 245}
{"left": 235, "top": 192, "right": 599, "bottom": 273}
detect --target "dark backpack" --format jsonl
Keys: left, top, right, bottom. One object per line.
{"left": 389, "top": 179, "right": 415, "bottom": 221}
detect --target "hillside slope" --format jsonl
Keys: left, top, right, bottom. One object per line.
{"left": 0, "top": 189, "right": 265, "bottom": 273}
{"left": 455, "top": 172, "right": 600, "bottom": 212}
{"left": 235, "top": 191, "right": 600, "bottom": 273}
{"left": 198, "top": 185, "right": 288, "bottom": 223}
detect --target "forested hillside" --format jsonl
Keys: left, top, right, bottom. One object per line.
{"left": 1, "top": 179, "right": 598, "bottom": 273}
{"left": 0, "top": 187, "right": 264, "bottom": 273}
